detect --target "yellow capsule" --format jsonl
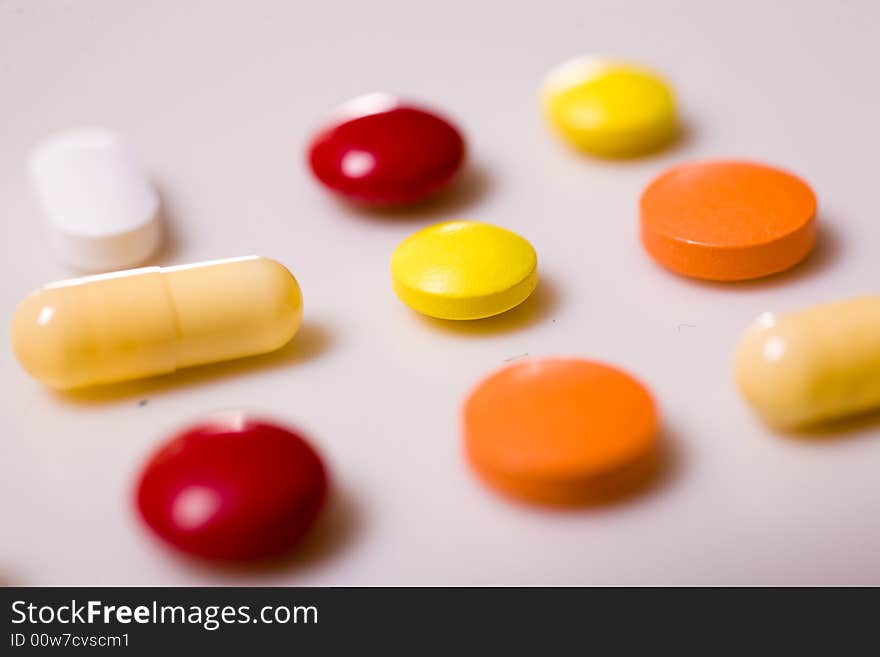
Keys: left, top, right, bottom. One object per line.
{"left": 541, "top": 56, "right": 677, "bottom": 157}
{"left": 12, "top": 256, "right": 302, "bottom": 390}
{"left": 734, "top": 297, "right": 880, "bottom": 429}
{"left": 390, "top": 220, "right": 537, "bottom": 320}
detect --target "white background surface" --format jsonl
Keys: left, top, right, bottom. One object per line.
{"left": 2, "top": 0, "right": 879, "bottom": 586}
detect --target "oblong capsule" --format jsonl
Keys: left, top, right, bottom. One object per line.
{"left": 734, "top": 296, "right": 880, "bottom": 428}
{"left": 11, "top": 256, "right": 302, "bottom": 390}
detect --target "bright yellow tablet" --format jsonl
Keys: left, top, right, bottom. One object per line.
{"left": 542, "top": 56, "right": 677, "bottom": 157}
{"left": 390, "top": 220, "right": 538, "bottom": 320}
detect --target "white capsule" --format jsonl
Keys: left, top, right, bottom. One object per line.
{"left": 29, "top": 128, "right": 162, "bottom": 272}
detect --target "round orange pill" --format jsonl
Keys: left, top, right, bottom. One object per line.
{"left": 463, "top": 358, "right": 658, "bottom": 506}
{"left": 640, "top": 160, "right": 817, "bottom": 281}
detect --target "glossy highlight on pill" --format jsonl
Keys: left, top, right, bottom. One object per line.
{"left": 542, "top": 56, "right": 677, "bottom": 157}
{"left": 391, "top": 220, "right": 537, "bottom": 320}
{"left": 735, "top": 297, "right": 880, "bottom": 429}
{"left": 12, "top": 256, "right": 302, "bottom": 390}
{"left": 308, "top": 93, "right": 465, "bottom": 206}
{"left": 137, "top": 413, "right": 328, "bottom": 561}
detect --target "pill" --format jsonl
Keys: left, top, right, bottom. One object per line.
{"left": 542, "top": 56, "right": 677, "bottom": 157}
{"left": 11, "top": 256, "right": 301, "bottom": 390}
{"left": 390, "top": 220, "right": 537, "bottom": 320}
{"left": 308, "top": 93, "right": 465, "bottom": 206}
{"left": 735, "top": 297, "right": 880, "bottom": 429}
{"left": 29, "top": 128, "right": 162, "bottom": 272}
{"left": 640, "top": 160, "right": 817, "bottom": 281}
{"left": 463, "top": 358, "right": 658, "bottom": 505}
{"left": 136, "top": 413, "right": 328, "bottom": 561}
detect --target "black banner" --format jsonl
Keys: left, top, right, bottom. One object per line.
{"left": 1, "top": 587, "right": 874, "bottom": 651}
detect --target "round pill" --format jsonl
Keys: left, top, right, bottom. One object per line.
{"left": 640, "top": 160, "right": 817, "bottom": 281}
{"left": 136, "top": 414, "right": 328, "bottom": 561}
{"left": 390, "top": 220, "right": 538, "bottom": 320}
{"left": 463, "top": 358, "right": 658, "bottom": 505}
{"left": 542, "top": 56, "right": 677, "bottom": 157}
{"left": 308, "top": 93, "right": 465, "bottom": 206}
{"left": 29, "top": 128, "right": 162, "bottom": 272}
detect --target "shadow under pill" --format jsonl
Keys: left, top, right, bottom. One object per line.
{"left": 665, "top": 220, "right": 843, "bottom": 293}
{"left": 416, "top": 276, "right": 561, "bottom": 338}
{"left": 560, "top": 116, "right": 697, "bottom": 164}
{"left": 54, "top": 320, "right": 335, "bottom": 405}
{"left": 578, "top": 430, "right": 683, "bottom": 508}
{"left": 338, "top": 163, "right": 493, "bottom": 223}
{"left": 168, "top": 488, "right": 364, "bottom": 578}
{"left": 491, "top": 427, "right": 685, "bottom": 513}
{"left": 780, "top": 407, "right": 880, "bottom": 444}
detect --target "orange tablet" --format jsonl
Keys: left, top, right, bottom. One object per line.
{"left": 640, "top": 160, "right": 817, "bottom": 281}
{"left": 463, "top": 358, "right": 658, "bottom": 506}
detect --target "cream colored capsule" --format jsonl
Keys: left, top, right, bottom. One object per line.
{"left": 12, "top": 256, "right": 302, "bottom": 390}
{"left": 734, "top": 297, "right": 880, "bottom": 428}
